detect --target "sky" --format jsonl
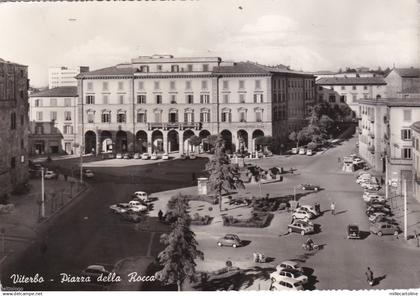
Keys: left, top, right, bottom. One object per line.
{"left": 0, "top": 0, "right": 419, "bottom": 87}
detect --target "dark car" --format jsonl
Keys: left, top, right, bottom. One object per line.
{"left": 217, "top": 234, "right": 242, "bottom": 248}
{"left": 123, "top": 153, "right": 131, "bottom": 159}
{"left": 300, "top": 184, "right": 320, "bottom": 191}
{"left": 347, "top": 224, "right": 360, "bottom": 239}
{"left": 287, "top": 221, "right": 314, "bottom": 235}
{"left": 366, "top": 198, "right": 388, "bottom": 206}
{"left": 366, "top": 204, "right": 391, "bottom": 216}
{"left": 374, "top": 216, "right": 399, "bottom": 226}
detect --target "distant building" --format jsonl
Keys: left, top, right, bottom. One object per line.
{"left": 29, "top": 86, "right": 78, "bottom": 155}
{"left": 411, "top": 121, "right": 420, "bottom": 202}
{"left": 385, "top": 68, "right": 420, "bottom": 98}
{"left": 0, "top": 58, "right": 29, "bottom": 196}
{"left": 316, "top": 76, "right": 386, "bottom": 117}
{"left": 48, "top": 66, "right": 89, "bottom": 89}
{"left": 75, "top": 55, "right": 316, "bottom": 155}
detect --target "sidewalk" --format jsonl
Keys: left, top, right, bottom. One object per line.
{"left": 0, "top": 175, "right": 88, "bottom": 264}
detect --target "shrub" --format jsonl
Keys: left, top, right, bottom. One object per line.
{"left": 12, "top": 182, "right": 31, "bottom": 196}
{"left": 185, "top": 194, "right": 219, "bottom": 205}
{"left": 222, "top": 212, "right": 273, "bottom": 228}
{"left": 191, "top": 214, "right": 213, "bottom": 225}
{"left": 0, "top": 204, "right": 15, "bottom": 214}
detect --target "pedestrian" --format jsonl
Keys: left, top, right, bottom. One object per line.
{"left": 338, "top": 157, "right": 341, "bottom": 164}
{"left": 330, "top": 201, "right": 335, "bottom": 215}
{"left": 158, "top": 209, "right": 163, "bottom": 221}
{"left": 381, "top": 177, "right": 385, "bottom": 185}
{"left": 315, "top": 202, "right": 320, "bottom": 215}
{"left": 366, "top": 267, "right": 374, "bottom": 286}
{"left": 192, "top": 172, "right": 196, "bottom": 184}
{"left": 265, "top": 193, "right": 270, "bottom": 201}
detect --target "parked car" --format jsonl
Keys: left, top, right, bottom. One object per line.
{"left": 141, "top": 153, "right": 150, "bottom": 160}
{"left": 374, "top": 216, "right": 399, "bottom": 226}
{"left": 180, "top": 153, "right": 187, "bottom": 159}
{"left": 356, "top": 173, "right": 372, "bottom": 184}
{"left": 44, "top": 170, "right": 57, "bottom": 179}
{"left": 217, "top": 234, "right": 242, "bottom": 248}
{"left": 162, "top": 153, "right": 169, "bottom": 160}
{"left": 366, "top": 198, "right": 388, "bottom": 206}
{"left": 116, "top": 153, "right": 123, "bottom": 159}
{"left": 83, "top": 169, "right": 95, "bottom": 178}
{"left": 298, "top": 148, "right": 306, "bottom": 155}
{"left": 353, "top": 158, "right": 365, "bottom": 166}
{"left": 270, "top": 268, "right": 308, "bottom": 284}
{"left": 109, "top": 203, "right": 132, "bottom": 214}
{"left": 292, "top": 209, "right": 313, "bottom": 220}
{"left": 300, "top": 184, "right": 320, "bottom": 191}
{"left": 189, "top": 153, "right": 197, "bottom": 159}
{"left": 269, "top": 279, "right": 304, "bottom": 291}
{"left": 360, "top": 182, "right": 380, "bottom": 191}
{"left": 81, "top": 265, "right": 112, "bottom": 281}
{"left": 127, "top": 200, "right": 148, "bottom": 212}
{"left": 363, "top": 192, "right": 385, "bottom": 203}
{"left": 346, "top": 224, "right": 360, "bottom": 239}
{"left": 133, "top": 153, "right": 140, "bottom": 159}
{"left": 132, "top": 191, "right": 148, "bottom": 202}
{"left": 287, "top": 220, "right": 314, "bottom": 235}
{"left": 123, "top": 153, "right": 131, "bottom": 159}
{"left": 150, "top": 153, "right": 158, "bottom": 160}
{"left": 306, "top": 149, "right": 313, "bottom": 156}
{"left": 298, "top": 205, "right": 319, "bottom": 217}
{"left": 366, "top": 204, "right": 391, "bottom": 216}
{"left": 291, "top": 147, "right": 298, "bottom": 154}
{"left": 275, "top": 261, "right": 303, "bottom": 273}
{"left": 370, "top": 222, "right": 400, "bottom": 236}
{"left": 368, "top": 212, "right": 387, "bottom": 223}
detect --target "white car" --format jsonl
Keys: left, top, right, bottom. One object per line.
{"left": 298, "top": 205, "right": 318, "bottom": 217}
{"left": 292, "top": 209, "right": 313, "bottom": 220}
{"left": 306, "top": 149, "right": 313, "bottom": 156}
{"left": 141, "top": 153, "right": 150, "bottom": 160}
{"left": 128, "top": 200, "right": 148, "bottom": 212}
{"left": 276, "top": 261, "right": 303, "bottom": 273}
{"left": 298, "top": 148, "right": 306, "bottom": 155}
{"left": 109, "top": 203, "right": 132, "bottom": 214}
{"left": 189, "top": 153, "right": 197, "bottom": 159}
{"left": 116, "top": 153, "right": 123, "bottom": 159}
{"left": 44, "top": 170, "right": 57, "bottom": 179}
{"left": 291, "top": 148, "right": 298, "bottom": 154}
{"left": 270, "top": 269, "right": 308, "bottom": 285}
{"left": 133, "top": 153, "right": 140, "bottom": 159}
{"left": 162, "top": 153, "right": 169, "bottom": 160}
{"left": 269, "top": 279, "right": 304, "bottom": 291}
{"left": 363, "top": 192, "right": 385, "bottom": 203}
{"left": 360, "top": 182, "right": 380, "bottom": 191}
{"left": 132, "top": 191, "right": 148, "bottom": 202}
{"left": 356, "top": 175, "right": 372, "bottom": 184}
{"left": 368, "top": 212, "right": 387, "bottom": 223}
{"left": 150, "top": 153, "right": 158, "bottom": 160}
{"left": 83, "top": 169, "right": 94, "bottom": 178}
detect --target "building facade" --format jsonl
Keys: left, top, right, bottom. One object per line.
{"left": 316, "top": 77, "right": 386, "bottom": 117}
{"left": 385, "top": 68, "right": 420, "bottom": 98}
{"left": 411, "top": 121, "right": 420, "bottom": 202}
{"left": 48, "top": 66, "right": 89, "bottom": 89}
{"left": 0, "top": 58, "right": 29, "bottom": 196}
{"left": 29, "top": 86, "right": 78, "bottom": 155}
{"left": 76, "top": 55, "right": 316, "bottom": 155}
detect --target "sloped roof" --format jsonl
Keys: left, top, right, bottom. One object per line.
{"left": 316, "top": 77, "right": 386, "bottom": 85}
{"left": 386, "top": 98, "right": 420, "bottom": 107}
{"left": 411, "top": 121, "right": 420, "bottom": 133}
{"left": 395, "top": 68, "right": 420, "bottom": 78}
{"left": 77, "top": 66, "right": 136, "bottom": 78}
{"left": 30, "top": 86, "right": 77, "bottom": 97}
{"left": 213, "top": 62, "right": 312, "bottom": 76}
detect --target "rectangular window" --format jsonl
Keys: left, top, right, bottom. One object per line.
{"left": 401, "top": 129, "right": 412, "bottom": 140}
{"left": 200, "top": 94, "right": 210, "bottom": 104}
{"left": 117, "top": 113, "right": 126, "bottom": 123}
{"left": 239, "top": 80, "right": 245, "bottom": 89}
{"left": 35, "top": 99, "right": 41, "bottom": 107}
{"left": 352, "top": 85, "right": 357, "bottom": 90}
{"left": 50, "top": 98, "right": 57, "bottom": 107}
{"left": 340, "top": 95, "right": 346, "bottom": 103}
{"left": 186, "top": 81, "right": 191, "bottom": 89}
{"left": 201, "top": 80, "right": 208, "bottom": 90}
{"left": 50, "top": 111, "right": 57, "bottom": 121}
{"left": 255, "top": 80, "right": 261, "bottom": 89}
{"left": 156, "top": 95, "right": 162, "bottom": 104}
{"left": 170, "top": 95, "right": 177, "bottom": 104}
{"left": 200, "top": 112, "right": 210, "bottom": 123}
{"left": 256, "top": 111, "right": 262, "bottom": 122}
{"left": 187, "top": 64, "right": 193, "bottom": 72}
{"left": 223, "top": 94, "right": 229, "bottom": 103}
{"left": 202, "top": 64, "right": 209, "bottom": 71}
{"left": 87, "top": 113, "right": 94, "bottom": 123}
{"left": 239, "top": 94, "right": 245, "bottom": 103}
{"left": 11, "top": 112, "right": 16, "bottom": 129}
{"left": 170, "top": 81, "right": 176, "bottom": 90}
{"left": 119, "top": 95, "right": 124, "bottom": 104}
{"left": 103, "top": 95, "right": 109, "bottom": 105}
{"left": 86, "top": 95, "right": 95, "bottom": 104}
{"left": 402, "top": 148, "right": 412, "bottom": 159}
{"left": 329, "top": 95, "right": 335, "bottom": 103}
{"left": 137, "top": 113, "right": 146, "bottom": 123}
{"left": 341, "top": 86, "right": 345, "bottom": 90}
{"left": 102, "top": 82, "right": 108, "bottom": 91}
{"left": 171, "top": 65, "right": 179, "bottom": 72}
{"left": 101, "top": 113, "right": 111, "bottom": 123}
{"left": 36, "top": 111, "right": 43, "bottom": 121}
{"left": 118, "top": 81, "right": 124, "bottom": 90}
{"left": 157, "top": 65, "right": 162, "bottom": 72}
{"left": 239, "top": 112, "right": 246, "bottom": 122}
{"left": 403, "top": 109, "right": 412, "bottom": 121}
{"left": 138, "top": 81, "right": 144, "bottom": 90}
{"left": 364, "top": 85, "right": 368, "bottom": 90}
{"left": 64, "top": 98, "right": 72, "bottom": 107}
{"left": 154, "top": 81, "right": 160, "bottom": 90}
{"left": 253, "top": 94, "right": 263, "bottom": 103}
{"left": 137, "top": 95, "right": 146, "bottom": 104}
{"left": 221, "top": 112, "right": 231, "bottom": 123}
{"left": 187, "top": 94, "right": 194, "bottom": 104}
{"left": 223, "top": 81, "right": 229, "bottom": 90}
{"left": 87, "top": 82, "right": 93, "bottom": 91}
{"left": 64, "top": 125, "right": 73, "bottom": 134}
{"left": 64, "top": 111, "right": 71, "bottom": 121}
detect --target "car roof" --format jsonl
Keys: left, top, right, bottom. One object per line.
{"left": 281, "top": 268, "right": 301, "bottom": 274}
{"left": 86, "top": 265, "right": 105, "bottom": 270}
{"left": 281, "top": 260, "right": 300, "bottom": 266}
{"left": 134, "top": 191, "right": 147, "bottom": 194}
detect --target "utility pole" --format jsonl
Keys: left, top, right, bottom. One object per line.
{"left": 80, "top": 145, "right": 84, "bottom": 184}
{"left": 41, "top": 167, "right": 45, "bottom": 219}
{"left": 404, "top": 179, "right": 408, "bottom": 240}
{"left": 385, "top": 158, "right": 389, "bottom": 200}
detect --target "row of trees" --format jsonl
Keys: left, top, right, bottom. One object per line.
{"left": 288, "top": 102, "right": 353, "bottom": 149}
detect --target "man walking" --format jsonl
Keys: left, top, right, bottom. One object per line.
{"left": 330, "top": 201, "right": 335, "bottom": 215}
{"left": 366, "top": 267, "right": 374, "bottom": 286}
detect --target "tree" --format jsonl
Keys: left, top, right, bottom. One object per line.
{"left": 319, "top": 115, "right": 334, "bottom": 135}
{"left": 307, "top": 141, "right": 317, "bottom": 151}
{"left": 188, "top": 135, "right": 201, "bottom": 147}
{"left": 205, "top": 135, "right": 244, "bottom": 211}
{"left": 288, "top": 131, "right": 299, "bottom": 148}
{"left": 155, "top": 194, "right": 203, "bottom": 291}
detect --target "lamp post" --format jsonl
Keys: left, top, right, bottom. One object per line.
{"left": 403, "top": 179, "right": 408, "bottom": 240}
{"left": 80, "top": 145, "right": 84, "bottom": 185}
{"left": 41, "top": 167, "right": 45, "bottom": 219}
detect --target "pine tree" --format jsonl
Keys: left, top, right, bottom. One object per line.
{"left": 205, "top": 135, "right": 244, "bottom": 211}
{"left": 155, "top": 194, "right": 203, "bottom": 291}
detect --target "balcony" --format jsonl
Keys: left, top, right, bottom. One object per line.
{"left": 147, "top": 122, "right": 202, "bottom": 131}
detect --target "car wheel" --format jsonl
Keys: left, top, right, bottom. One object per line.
{"left": 301, "top": 230, "right": 305, "bottom": 236}
{"left": 377, "top": 231, "right": 383, "bottom": 237}
{"left": 217, "top": 242, "right": 222, "bottom": 247}
{"left": 394, "top": 231, "right": 399, "bottom": 236}
{"left": 288, "top": 228, "right": 292, "bottom": 233}
{"left": 232, "top": 244, "right": 237, "bottom": 248}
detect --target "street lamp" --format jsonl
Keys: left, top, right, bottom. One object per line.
{"left": 41, "top": 167, "right": 45, "bottom": 219}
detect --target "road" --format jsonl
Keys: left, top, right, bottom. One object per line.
{"left": 1, "top": 158, "right": 208, "bottom": 291}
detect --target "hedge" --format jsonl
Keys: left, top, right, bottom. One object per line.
{"left": 222, "top": 212, "right": 273, "bottom": 228}
{"left": 191, "top": 213, "right": 213, "bottom": 225}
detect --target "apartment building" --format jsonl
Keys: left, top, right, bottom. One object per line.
{"left": 48, "top": 66, "right": 89, "bottom": 89}
{"left": 411, "top": 121, "right": 420, "bottom": 202}
{"left": 385, "top": 68, "right": 420, "bottom": 98}
{"left": 0, "top": 58, "right": 29, "bottom": 196}
{"left": 29, "top": 86, "right": 78, "bottom": 155}
{"left": 75, "top": 55, "right": 316, "bottom": 155}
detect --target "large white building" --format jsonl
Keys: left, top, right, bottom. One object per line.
{"left": 384, "top": 68, "right": 420, "bottom": 98}
{"left": 29, "top": 86, "right": 78, "bottom": 155}
{"left": 75, "top": 55, "right": 316, "bottom": 156}
{"left": 48, "top": 66, "right": 89, "bottom": 89}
